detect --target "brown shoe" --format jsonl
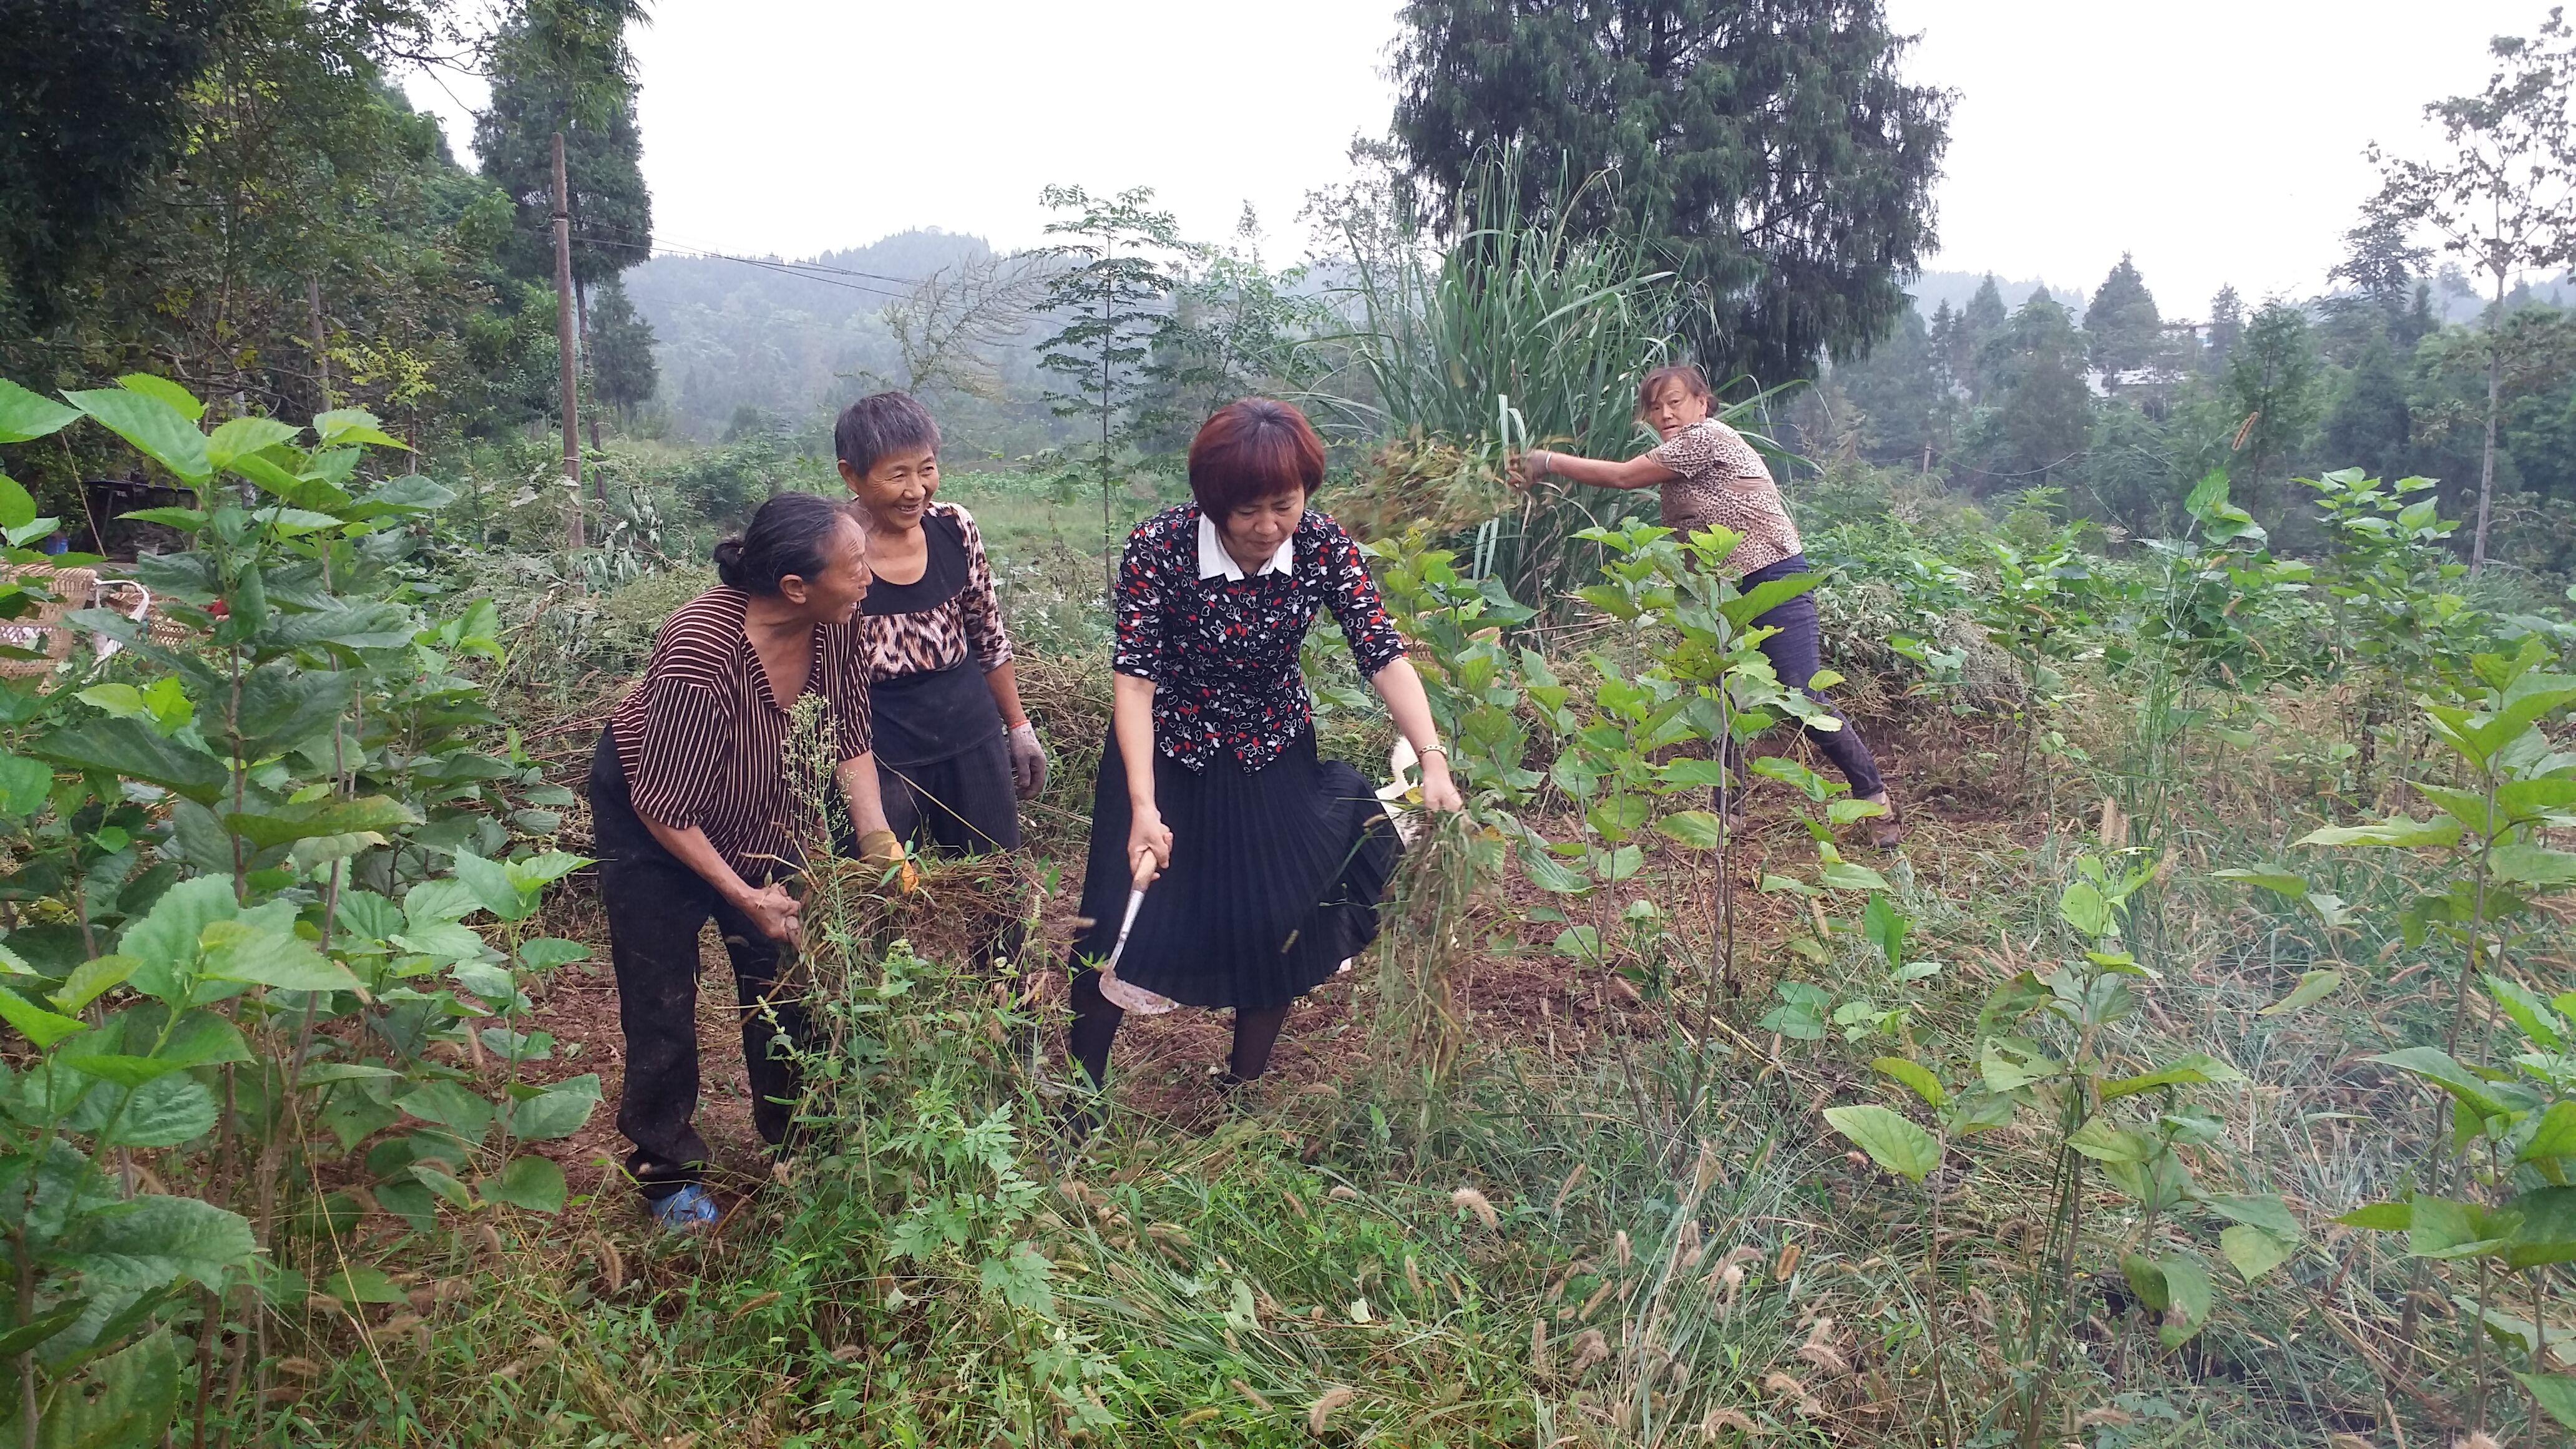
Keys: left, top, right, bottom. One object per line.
{"left": 1868, "top": 798, "right": 1910, "bottom": 851}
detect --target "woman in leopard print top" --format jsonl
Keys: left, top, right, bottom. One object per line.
{"left": 1516, "top": 364, "right": 1904, "bottom": 847}
{"left": 837, "top": 393, "right": 1042, "bottom": 865}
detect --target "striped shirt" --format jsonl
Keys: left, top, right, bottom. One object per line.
{"left": 608, "top": 587, "right": 874, "bottom": 880}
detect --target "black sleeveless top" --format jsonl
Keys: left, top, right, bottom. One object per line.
{"left": 859, "top": 507, "right": 1007, "bottom": 769}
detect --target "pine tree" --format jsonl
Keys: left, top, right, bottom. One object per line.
{"left": 1836, "top": 303, "right": 1946, "bottom": 466}
{"left": 2205, "top": 286, "right": 2245, "bottom": 374}
{"left": 1388, "top": 0, "right": 1951, "bottom": 384}
{"left": 2083, "top": 253, "right": 2162, "bottom": 377}
{"left": 1990, "top": 289, "right": 2092, "bottom": 482}
{"left": 2323, "top": 333, "right": 2411, "bottom": 477}
{"left": 2224, "top": 301, "right": 2325, "bottom": 527}
{"left": 587, "top": 274, "right": 658, "bottom": 419}
{"left": 475, "top": 1, "right": 653, "bottom": 316}
{"left": 1955, "top": 276, "right": 2006, "bottom": 401}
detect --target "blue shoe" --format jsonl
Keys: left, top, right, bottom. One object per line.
{"left": 648, "top": 1183, "right": 718, "bottom": 1234}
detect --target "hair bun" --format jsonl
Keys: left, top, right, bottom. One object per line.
{"left": 711, "top": 537, "right": 747, "bottom": 587}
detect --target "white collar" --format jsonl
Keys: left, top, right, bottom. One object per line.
{"left": 1196, "top": 511, "right": 1295, "bottom": 580}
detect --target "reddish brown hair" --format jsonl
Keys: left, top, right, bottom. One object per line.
{"left": 1187, "top": 398, "right": 1325, "bottom": 515}
{"left": 1635, "top": 363, "right": 1713, "bottom": 419}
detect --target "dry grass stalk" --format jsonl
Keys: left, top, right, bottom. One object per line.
{"left": 1700, "top": 1405, "right": 1758, "bottom": 1440}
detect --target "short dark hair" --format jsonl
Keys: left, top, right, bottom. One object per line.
{"left": 1636, "top": 364, "right": 1713, "bottom": 419}
{"left": 712, "top": 492, "right": 861, "bottom": 595}
{"left": 1187, "top": 398, "right": 1324, "bottom": 515}
{"left": 833, "top": 391, "right": 941, "bottom": 479}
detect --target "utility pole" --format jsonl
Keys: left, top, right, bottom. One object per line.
{"left": 551, "top": 131, "right": 586, "bottom": 551}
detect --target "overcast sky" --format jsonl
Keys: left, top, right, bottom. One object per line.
{"left": 404, "top": 1, "right": 2564, "bottom": 319}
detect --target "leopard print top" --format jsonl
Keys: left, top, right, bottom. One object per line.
{"left": 1649, "top": 417, "right": 1802, "bottom": 578}
{"left": 856, "top": 501, "right": 1012, "bottom": 680}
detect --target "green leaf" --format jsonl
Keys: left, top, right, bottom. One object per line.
{"left": 0, "top": 474, "right": 32, "bottom": 530}
{"left": 50, "top": 954, "right": 135, "bottom": 1013}
{"left": 2259, "top": 969, "right": 2342, "bottom": 1016}
{"left": 222, "top": 796, "right": 417, "bottom": 851}
{"left": 393, "top": 921, "right": 488, "bottom": 964}
{"left": 61, "top": 1193, "right": 256, "bottom": 1289}
{"left": 197, "top": 921, "right": 360, "bottom": 995}
{"left": 1654, "top": 810, "right": 1723, "bottom": 849}
{"left": 0, "top": 379, "right": 83, "bottom": 444}
{"left": 503, "top": 1074, "right": 601, "bottom": 1141}
{"left": 1870, "top": 1055, "right": 1946, "bottom": 1108}
{"left": 482, "top": 1154, "right": 567, "bottom": 1212}
{"left": 2214, "top": 866, "right": 2308, "bottom": 897}
{"left": 119, "top": 876, "right": 237, "bottom": 1000}
{"left": 64, "top": 388, "right": 210, "bottom": 484}
{"left": 2207, "top": 1193, "right": 2301, "bottom": 1240}
{"left": 2336, "top": 1201, "right": 2412, "bottom": 1231}
{"left": 1550, "top": 925, "right": 1602, "bottom": 964}
{"left": 1861, "top": 892, "right": 1906, "bottom": 971}
{"left": 2067, "top": 1116, "right": 2150, "bottom": 1162}
{"left": 2371, "top": 1046, "right": 2509, "bottom": 1118}
{"left": 1817, "top": 860, "right": 1891, "bottom": 892}
{"left": 100, "top": 1073, "right": 218, "bottom": 1148}
{"left": 2519, "top": 1100, "right": 2576, "bottom": 1164}
{"left": 0, "top": 985, "right": 90, "bottom": 1048}
{"left": 114, "top": 373, "right": 203, "bottom": 420}
{"left": 2183, "top": 469, "right": 2230, "bottom": 522}
{"left": 317, "top": 1262, "right": 407, "bottom": 1305}
{"left": 2220, "top": 1224, "right": 2296, "bottom": 1283}
{"left": 2409, "top": 1196, "right": 2517, "bottom": 1260}
{"left": 2099, "top": 1053, "right": 2248, "bottom": 1100}
{"left": 397, "top": 1081, "right": 494, "bottom": 1142}
{"left": 203, "top": 416, "right": 300, "bottom": 469}
{"left": 2297, "top": 815, "right": 2464, "bottom": 849}
{"left": 30, "top": 717, "right": 231, "bottom": 804}
{"left": 2518, "top": 1372, "right": 2576, "bottom": 1429}
{"left": 33, "top": 1328, "right": 180, "bottom": 1449}
{"left": 451, "top": 849, "right": 529, "bottom": 921}
{"left": 2058, "top": 880, "right": 2115, "bottom": 938}
{"left": 516, "top": 938, "right": 590, "bottom": 972}
{"left": 2490, "top": 844, "right": 2576, "bottom": 887}
{"left": 2504, "top": 1186, "right": 2576, "bottom": 1269}
{"left": 2156, "top": 1252, "right": 2214, "bottom": 1347}
{"left": 1822, "top": 1105, "right": 1939, "bottom": 1183}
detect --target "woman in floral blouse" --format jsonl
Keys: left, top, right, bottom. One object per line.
{"left": 1065, "top": 398, "right": 1462, "bottom": 1105}
{"left": 1518, "top": 364, "right": 1904, "bottom": 847}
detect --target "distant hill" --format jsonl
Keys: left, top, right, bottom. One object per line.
{"left": 1905, "top": 270, "right": 2084, "bottom": 317}
{"left": 623, "top": 230, "right": 1017, "bottom": 441}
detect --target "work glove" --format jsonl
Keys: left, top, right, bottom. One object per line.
{"left": 1006, "top": 721, "right": 1048, "bottom": 801}
{"left": 856, "top": 828, "right": 919, "bottom": 894}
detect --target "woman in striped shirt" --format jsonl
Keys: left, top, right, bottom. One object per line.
{"left": 587, "top": 491, "right": 904, "bottom": 1231}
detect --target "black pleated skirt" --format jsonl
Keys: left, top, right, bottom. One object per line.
{"left": 1072, "top": 729, "right": 1400, "bottom": 1011}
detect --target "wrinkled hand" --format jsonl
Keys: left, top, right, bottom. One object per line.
{"left": 1127, "top": 803, "right": 1173, "bottom": 887}
{"left": 736, "top": 883, "right": 803, "bottom": 945}
{"left": 857, "top": 828, "right": 919, "bottom": 894}
{"left": 1420, "top": 754, "right": 1464, "bottom": 814}
{"left": 1510, "top": 449, "right": 1551, "bottom": 491}
{"left": 1005, "top": 721, "right": 1048, "bottom": 800}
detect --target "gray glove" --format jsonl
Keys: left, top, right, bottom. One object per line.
{"left": 1005, "top": 722, "right": 1047, "bottom": 801}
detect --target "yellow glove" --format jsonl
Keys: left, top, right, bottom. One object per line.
{"left": 856, "top": 829, "right": 919, "bottom": 894}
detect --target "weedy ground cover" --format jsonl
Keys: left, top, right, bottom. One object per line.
{"left": 3, "top": 361, "right": 2574, "bottom": 1449}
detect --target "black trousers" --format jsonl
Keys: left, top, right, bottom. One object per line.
{"left": 1736, "top": 554, "right": 1886, "bottom": 799}
{"left": 588, "top": 729, "right": 807, "bottom": 1198}
{"left": 876, "top": 731, "right": 1022, "bottom": 856}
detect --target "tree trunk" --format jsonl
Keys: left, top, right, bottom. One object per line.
{"left": 2473, "top": 271, "right": 2504, "bottom": 571}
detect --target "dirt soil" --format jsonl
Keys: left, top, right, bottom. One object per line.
{"left": 500, "top": 705, "right": 2033, "bottom": 1218}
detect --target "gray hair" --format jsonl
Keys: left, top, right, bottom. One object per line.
{"left": 834, "top": 391, "right": 941, "bottom": 479}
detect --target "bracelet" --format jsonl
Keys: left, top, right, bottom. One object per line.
{"left": 1417, "top": 743, "right": 1449, "bottom": 759}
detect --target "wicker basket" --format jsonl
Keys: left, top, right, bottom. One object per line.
{"left": 0, "top": 566, "right": 162, "bottom": 681}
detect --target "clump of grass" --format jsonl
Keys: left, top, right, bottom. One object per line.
{"left": 1330, "top": 427, "right": 1526, "bottom": 544}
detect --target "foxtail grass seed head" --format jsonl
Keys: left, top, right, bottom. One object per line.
{"left": 1613, "top": 1229, "right": 1633, "bottom": 1268}
{"left": 1231, "top": 1378, "right": 1271, "bottom": 1412}
{"left": 1530, "top": 1317, "right": 1549, "bottom": 1376}
{"left": 276, "top": 1357, "right": 323, "bottom": 1380}
{"left": 1329, "top": 1184, "right": 1359, "bottom": 1201}
{"left": 1552, "top": 1163, "right": 1588, "bottom": 1214}
{"left": 1701, "top": 1406, "right": 1757, "bottom": 1440}
{"left": 1568, "top": 1328, "right": 1611, "bottom": 1375}
{"left": 1692, "top": 1139, "right": 1721, "bottom": 1194}
{"left": 2455, "top": 1436, "right": 2502, "bottom": 1449}
{"left": 1774, "top": 1241, "right": 1801, "bottom": 1281}
{"left": 1404, "top": 1255, "right": 1425, "bottom": 1297}
{"left": 1451, "top": 1186, "right": 1499, "bottom": 1230}
{"left": 1307, "top": 1385, "right": 1356, "bottom": 1433}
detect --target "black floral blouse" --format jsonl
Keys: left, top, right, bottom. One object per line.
{"left": 1113, "top": 504, "right": 1407, "bottom": 771}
